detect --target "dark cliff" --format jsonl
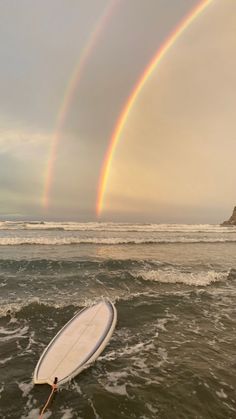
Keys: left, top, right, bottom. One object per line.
{"left": 221, "top": 206, "right": 236, "bottom": 226}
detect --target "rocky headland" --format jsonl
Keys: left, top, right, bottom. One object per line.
{"left": 221, "top": 206, "right": 236, "bottom": 226}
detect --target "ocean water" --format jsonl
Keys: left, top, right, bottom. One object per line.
{"left": 0, "top": 221, "right": 236, "bottom": 419}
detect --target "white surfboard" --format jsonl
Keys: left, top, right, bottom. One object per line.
{"left": 33, "top": 300, "right": 117, "bottom": 386}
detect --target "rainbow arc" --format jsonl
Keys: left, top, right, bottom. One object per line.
{"left": 42, "top": 0, "right": 120, "bottom": 210}
{"left": 96, "top": 0, "right": 214, "bottom": 216}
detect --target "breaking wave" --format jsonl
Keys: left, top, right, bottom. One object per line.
{"left": 1, "top": 237, "right": 236, "bottom": 245}
{"left": 0, "top": 267, "right": 234, "bottom": 318}
{"left": 0, "top": 221, "right": 235, "bottom": 233}
{"left": 135, "top": 269, "right": 230, "bottom": 286}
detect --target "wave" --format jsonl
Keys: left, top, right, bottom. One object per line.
{"left": 135, "top": 269, "right": 230, "bottom": 287}
{"left": 1, "top": 267, "right": 235, "bottom": 318}
{"left": 0, "top": 257, "right": 161, "bottom": 272}
{"left": 0, "top": 237, "right": 236, "bottom": 245}
{"left": 0, "top": 221, "right": 235, "bottom": 233}
{"left": 1, "top": 257, "right": 235, "bottom": 277}
{"left": 0, "top": 297, "right": 107, "bottom": 318}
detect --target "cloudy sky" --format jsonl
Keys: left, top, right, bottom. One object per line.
{"left": 0, "top": 0, "right": 235, "bottom": 222}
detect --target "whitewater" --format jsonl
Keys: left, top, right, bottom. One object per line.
{"left": 0, "top": 222, "right": 235, "bottom": 418}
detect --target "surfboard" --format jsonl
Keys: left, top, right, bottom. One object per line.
{"left": 33, "top": 300, "right": 117, "bottom": 386}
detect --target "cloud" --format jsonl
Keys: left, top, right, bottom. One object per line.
{"left": 0, "top": 126, "right": 51, "bottom": 216}
{"left": 0, "top": 126, "right": 50, "bottom": 156}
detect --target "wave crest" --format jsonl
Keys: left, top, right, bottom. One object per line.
{"left": 135, "top": 269, "right": 230, "bottom": 286}
{"left": 0, "top": 237, "right": 236, "bottom": 245}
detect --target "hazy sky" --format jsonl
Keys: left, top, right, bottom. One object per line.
{"left": 0, "top": 0, "right": 235, "bottom": 222}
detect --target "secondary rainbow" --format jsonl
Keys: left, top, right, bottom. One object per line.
{"left": 42, "top": 0, "right": 120, "bottom": 210}
{"left": 96, "top": 0, "right": 214, "bottom": 216}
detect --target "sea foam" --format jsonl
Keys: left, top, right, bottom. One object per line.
{"left": 135, "top": 269, "right": 229, "bottom": 286}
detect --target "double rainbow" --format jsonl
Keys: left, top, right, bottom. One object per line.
{"left": 96, "top": 0, "right": 214, "bottom": 216}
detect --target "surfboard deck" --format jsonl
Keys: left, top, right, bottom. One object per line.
{"left": 33, "top": 300, "right": 117, "bottom": 386}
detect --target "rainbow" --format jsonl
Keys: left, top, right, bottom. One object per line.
{"left": 96, "top": 0, "right": 214, "bottom": 216}
{"left": 42, "top": 0, "right": 120, "bottom": 210}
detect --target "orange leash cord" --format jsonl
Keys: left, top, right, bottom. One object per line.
{"left": 39, "top": 377, "right": 58, "bottom": 419}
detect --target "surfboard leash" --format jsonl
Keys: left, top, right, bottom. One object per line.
{"left": 39, "top": 377, "right": 58, "bottom": 419}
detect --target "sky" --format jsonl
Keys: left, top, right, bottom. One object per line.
{"left": 0, "top": 0, "right": 235, "bottom": 223}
